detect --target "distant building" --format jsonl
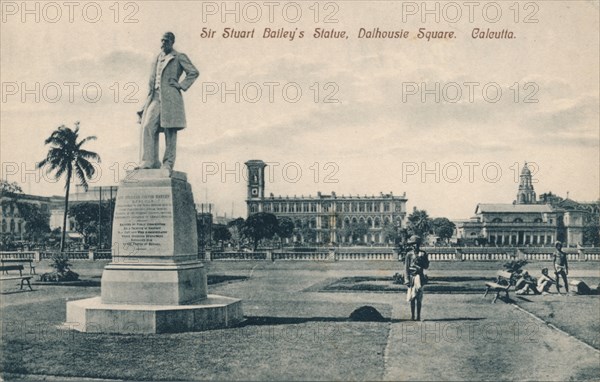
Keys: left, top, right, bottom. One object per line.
{"left": 245, "top": 160, "right": 408, "bottom": 244}
{"left": 1, "top": 192, "right": 52, "bottom": 238}
{"left": 456, "top": 163, "right": 587, "bottom": 246}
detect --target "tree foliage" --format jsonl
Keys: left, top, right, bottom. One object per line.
{"left": 68, "top": 201, "right": 114, "bottom": 247}
{"left": 407, "top": 208, "right": 432, "bottom": 239}
{"left": 277, "top": 217, "right": 295, "bottom": 239}
{"left": 37, "top": 123, "right": 100, "bottom": 252}
{"left": 227, "top": 217, "right": 246, "bottom": 249}
{"left": 431, "top": 217, "right": 456, "bottom": 243}
{"left": 16, "top": 202, "right": 50, "bottom": 242}
{"left": 242, "top": 212, "right": 279, "bottom": 250}
{"left": 213, "top": 224, "right": 232, "bottom": 243}
{"left": 583, "top": 213, "right": 600, "bottom": 246}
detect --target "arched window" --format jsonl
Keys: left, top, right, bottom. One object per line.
{"left": 513, "top": 218, "right": 523, "bottom": 223}
{"left": 367, "top": 217, "right": 373, "bottom": 228}
{"left": 1, "top": 220, "right": 6, "bottom": 232}
{"left": 374, "top": 217, "right": 381, "bottom": 228}
{"left": 533, "top": 218, "right": 542, "bottom": 223}
{"left": 9, "top": 219, "right": 15, "bottom": 232}
{"left": 492, "top": 218, "right": 502, "bottom": 223}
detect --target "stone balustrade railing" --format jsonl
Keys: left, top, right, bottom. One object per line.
{"left": 2, "top": 246, "right": 598, "bottom": 262}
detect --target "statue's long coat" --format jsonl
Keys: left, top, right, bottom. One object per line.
{"left": 139, "top": 49, "right": 199, "bottom": 129}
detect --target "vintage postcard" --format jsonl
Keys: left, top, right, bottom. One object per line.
{"left": 1, "top": 1, "right": 599, "bottom": 381}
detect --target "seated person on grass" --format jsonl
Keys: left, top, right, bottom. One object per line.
{"left": 536, "top": 267, "right": 555, "bottom": 294}
{"left": 515, "top": 270, "right": 541, "bottom": 295}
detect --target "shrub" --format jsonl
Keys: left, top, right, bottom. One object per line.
{"left": 39, "top": 253, "right": 79, "bottom": 282}
{"left": 392, "top": 272, "right": 405, "bottom": 285}
{"left": 503, "top": 259, "right": 529, "bottom": 274}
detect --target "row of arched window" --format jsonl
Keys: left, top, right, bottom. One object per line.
{"left": 251, "top": 201, "right": 395, "bottom": 214}
{"left": 1, "top": 219, "right": 22, "bottom": 233}
{"left": 490, "top": 217, "right": 543, "bottom": 223}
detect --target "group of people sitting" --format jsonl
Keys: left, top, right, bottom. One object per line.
{"left": 514, "top": 241, "right": 570, "bottom": 295}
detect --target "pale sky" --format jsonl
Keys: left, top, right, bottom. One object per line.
{"left": 1, "top": 1, "right": 599, "bottom": 219}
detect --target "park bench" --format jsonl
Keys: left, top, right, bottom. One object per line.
{"left": 1, "top": 259, "right": 36, "bottom": 274}
{"left": 0, "top": 265, "right": 33, "bottom": 291}
{"left": 483, "top": 270, "right": 513, "bottom": 303}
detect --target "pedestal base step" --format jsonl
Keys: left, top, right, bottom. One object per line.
{"left": 66, "top": 295, "right": 243, "bottom": 334}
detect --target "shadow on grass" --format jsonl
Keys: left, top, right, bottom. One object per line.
{"left": 239, "top": 316, "right": 487, "bottom": 326}
{"left": 240, "top": 315, "right": 393, "bottom": 326}
{"left": 207, "top": 275, "right": 248, "bottom": 285}
{"left": 25, "top": 275, "right": 249, "bottom": 288}
{"left": 32, "top": 280, "right": 100, "bottom": 287}
{"left": 0, "top": 289, "right": 37, "bottom": 295}
{"left": 422, "top": 317, "right": 486, "bottom": 322}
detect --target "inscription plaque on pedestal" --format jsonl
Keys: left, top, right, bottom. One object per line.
{"left": 67, "top": 169, "right": 243, "bottom": 333}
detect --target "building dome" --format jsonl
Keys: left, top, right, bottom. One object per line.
{"left": 521, "top": 162, "right": 531, "bottom": 176}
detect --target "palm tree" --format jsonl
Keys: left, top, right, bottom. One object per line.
{"left": 37, "top": 122, "right": 100, "bottom": 252}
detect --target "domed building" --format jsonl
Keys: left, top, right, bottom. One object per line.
{"left": 456, "top": 163, "right": 587, "bottom": 246}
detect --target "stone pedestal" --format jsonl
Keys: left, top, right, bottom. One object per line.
{"left": 66, "top": 169, "right": 243, "bottom": 334}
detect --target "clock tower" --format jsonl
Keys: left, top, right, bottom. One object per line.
{"left": 245, "top": 159, "right": 266, "bottom": 201}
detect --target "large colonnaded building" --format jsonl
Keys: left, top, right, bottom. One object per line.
{"left": 456, "top": 163, "right": 596, "bottom": 246}
{"left": 244, "top": 160, "right": 408, "bottom": 244}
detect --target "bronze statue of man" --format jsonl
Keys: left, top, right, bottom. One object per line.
{"left": 136, "top": 32, "right": 199, "bottom": 172}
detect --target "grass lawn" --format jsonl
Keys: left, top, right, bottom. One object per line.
{"left": 513, "top": 294, "right": 600, "bottom": 349}
{"left": 2, "top": 260, "right": 599, "bottom": 381}
{"left": 317, "top": 275, "right": 495, "bottom": 293}
{"left": 1, "top": 295, "right": 389, "bottom": 380}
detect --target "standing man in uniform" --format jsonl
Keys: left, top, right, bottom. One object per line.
{"left": 553, "top": 241, "right": 569, "bottom": 294}
{"left": 136, "top": 32, "right": 199, "bottom": 172}
{"left": 404, "top": 235, "right": 429, "bottom": 321}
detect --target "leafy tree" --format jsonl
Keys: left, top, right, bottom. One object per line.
{"left": 296, "top": 219, "right": 317, "bottom": 244}
{"left": 68, "top": 201, "right": 114, "bottom": 247}
{"left": 213, "top": 224, "right": 232, "bottom": 246}
{"left": 431, "top": 217, "right": 456, "bottom": 243}
{"left": 382, "top": 223, "right": 400, "bottom": 245}
{"left": 196, "top": 214, "right": 211, "bottom": 249}
{"left": 16, "top": 202, "right": 50, "bottom": 243}
{"left": 340, "top": 221, "right": 369, "bottom": 244}
{"left": 583, "top": 213, "right": 600, "bottom": 246}
{"left": 0, "top": 180, "right": 23, "bottom": 194}
{"left": 242, "top": 212, "right": 279, "bottom": 250}
{"left": 277, "top": 217, "right": 295, "bottom": 245}
{"left": 227, "top": 217, "right": 245, "bottom": 249}
{"left": 407, "top": 208, "right": 432, "bottom": 239}
{"left": 37, "top": 123, "right": 100, "bottom": 252}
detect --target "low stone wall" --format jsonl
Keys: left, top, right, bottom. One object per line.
{"left": 2, "top": 246, "right": 599, "bottom": 262}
